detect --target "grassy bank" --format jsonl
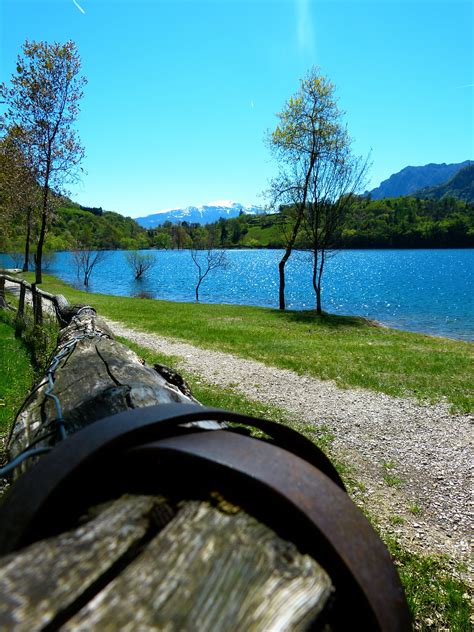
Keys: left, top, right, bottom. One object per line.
{"left": 19, "top": 273, "right": 473, "bottom": 413}
{"left": 0, "top": 311, "right": 35, "bottom": 435}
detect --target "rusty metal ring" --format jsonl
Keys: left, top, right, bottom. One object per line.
{"left": 125, "top": 431, "right": 410, "bottom": 632}
{"left": 0, "top": 403, "right": 343, "bottom": 554}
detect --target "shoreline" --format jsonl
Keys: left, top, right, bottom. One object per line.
{"left": 2, "top": 267, "right": 474, "bottom": 343}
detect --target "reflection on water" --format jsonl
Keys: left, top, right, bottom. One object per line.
{"left": 1, "top": 249, "right": 473, "bottom": 341}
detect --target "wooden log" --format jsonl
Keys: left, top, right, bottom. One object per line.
{"left": 0, "top": 495, "right": 332, "bottom": 632}
{"left": 2, "top": 300, "right": 335, "bottom": 629}
{"left": 7, "top": 305, "right": 218, "bottom": 472}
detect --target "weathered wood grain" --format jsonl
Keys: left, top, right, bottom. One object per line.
{"left": 63, "top": 499, "right": 333, "bottom": 632}
{"left": 0, "top": 495, "right": 171, "bottom": 631}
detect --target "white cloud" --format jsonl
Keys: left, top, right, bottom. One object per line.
{"left": 295, "top": 0, "right": 315, "bottom": 57}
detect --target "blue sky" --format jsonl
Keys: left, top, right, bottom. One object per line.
{"left": 1, "top": 0, "right": 472, "bottom": 217}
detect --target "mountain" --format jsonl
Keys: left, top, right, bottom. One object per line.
{"left": 413, "top": 163, "right": 474, "bottom": 203}
{"left": 369, "top": 161, "right": 472, "bottom": 199}
{"left": 135, "top": 200, "right": 264, "bottom": 228}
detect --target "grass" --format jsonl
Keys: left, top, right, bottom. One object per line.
{"left": 121, "top": 336, "right": 472, "bottom": 631}
{"left": 18, "top": 273, "right": 474, "bottom": 413}
{"left": 382, "top": 460, "right": 403, "bottom": 487}
{"left": 0, "top": 310, "right": 35, "bottom": 434}
{"left": 385, "top": 536, "right": 471, "bottom": 631}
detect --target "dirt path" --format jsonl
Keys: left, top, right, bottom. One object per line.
{"left": 105, "top": 317, "right": 473, "bottom": 578}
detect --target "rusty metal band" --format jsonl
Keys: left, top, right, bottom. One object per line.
{"left": 0, "top": 403, "right": 343, "bottom": 554}
{"left": 126, "top": 431, "right": 411, "bottom": 632}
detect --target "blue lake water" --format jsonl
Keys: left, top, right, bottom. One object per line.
{"left": 2, "top": 249, "right": 473, "bottom": 341}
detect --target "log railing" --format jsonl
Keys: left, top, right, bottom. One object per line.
{"left": 0, "top": 273, "right": 68, "bottom": 326}
{"left": 0, "top": 284, "right": 411, "bottom": 631}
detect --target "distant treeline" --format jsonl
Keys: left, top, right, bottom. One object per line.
{"left": 149, "top": 196, "right": 474, "bottom": 250}
{"left": 2, "top": 195, "right": 472, "bottom": 255}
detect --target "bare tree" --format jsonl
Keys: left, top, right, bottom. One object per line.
{"left": 303, "top": 145, "right": 370, "bottom": 313}
{"left": 190, "top": 240, "right": 228, "bottom": 302}
{"left": 125, "top": 251, "right": 156, "bottom": 280}
{"left": 1, "top": 40, "right": 86, "bottom": 283}
{"left": 7, "top": 251, "right": 25, "bottom": 269}
{"left": 72, "top": 248, "right": 108, "bottom": 288}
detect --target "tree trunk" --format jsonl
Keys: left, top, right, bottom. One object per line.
{"left": 36, "top": 154, "right": 52, "bottom": 284}
{"left": 35, "top": 198, "right": 48, "bottom": 284}
{"left": 278, "top": 210, "right": 304, "bottom": 311}
{"left": 22, "top": 208, "right": 32, "bottom": 273}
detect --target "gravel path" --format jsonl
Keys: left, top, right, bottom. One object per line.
{"left": 105, "top": 318, "right": 473, "bottom": 577}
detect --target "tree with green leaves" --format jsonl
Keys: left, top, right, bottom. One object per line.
{"left": 0, "top": 130, "right": 40, "bottom": 271}
{"left": 267, "top": 67, "right": 365, "bottom": 310}
{"left": 0, "top": 40, "right": 86, "bottom": 283}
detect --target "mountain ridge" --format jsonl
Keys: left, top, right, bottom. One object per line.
{"left": 135, "top": 200, "right": 264, "bottom": 227}
{"left": 370, "top": 161, "right": 472, "bottom": 199}
{"left": 413, "top": 163, "right": 474, "bottom": 203}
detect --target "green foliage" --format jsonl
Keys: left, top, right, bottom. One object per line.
{"left": 415, "top": 163, "right": 474, "bottom": 203}
{"left": 13, "top": 308, "right": 59, "bottom": 370}
{"left": 3, "top": 203, "right": 153, "bottom": 252}
{"left": 144, "top": 195, "right": 474, "bottom": 251}
{"left": 342, "top": 195, "right": 474, "bottom": 248}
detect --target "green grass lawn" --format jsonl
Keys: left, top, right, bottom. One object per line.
{"left": 19, "top": 272, "right": 473, "bottom": 413}
{"left": 0, "top": 311, "right": 35, "bottom": 434}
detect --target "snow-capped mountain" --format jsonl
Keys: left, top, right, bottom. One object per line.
{"left": 135, "top": 200, "right": 264, "bottom": 228}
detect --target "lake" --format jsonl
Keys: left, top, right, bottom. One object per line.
{"left": 2, "top": 249, "right": 473, "bottom": 341}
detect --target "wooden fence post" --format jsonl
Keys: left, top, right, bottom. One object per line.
{"left": 17, "top": 281, "right": 26, "bottom": 321}
{"left": 31, "top": 283, "right": 43, "bottom": 326}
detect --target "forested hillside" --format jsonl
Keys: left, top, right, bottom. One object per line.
{"left": 2, "top": 195, "right": 472, "bottom": 257}
{"left": 2, "top": 203, "right": 151, "bottom": 255}
{"left": 150, "top": 196, "right": 474, "bottom": 249}
{"left": 413, "top": 163, "right": 474, "bottom": 203}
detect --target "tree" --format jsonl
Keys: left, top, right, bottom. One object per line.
{"left": 125, "top": 251, "right": 156, "bottom": 280}
{"left": 0, "top": 130, "right": 40, "bottom": 271}
{"left": 190, "top": 237, "right": 228, "bottom": 302}
{"left": 72, "top": 247, "right": 108, "bottom": 288}
{"left": 0, "top": 40, "right": 86, "bottom": 283}
{"left": 303, "top": 143, "right": 369, "bottom": 313}
{"left": 267, "top": 67, "right": 352, "bottom": 310}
